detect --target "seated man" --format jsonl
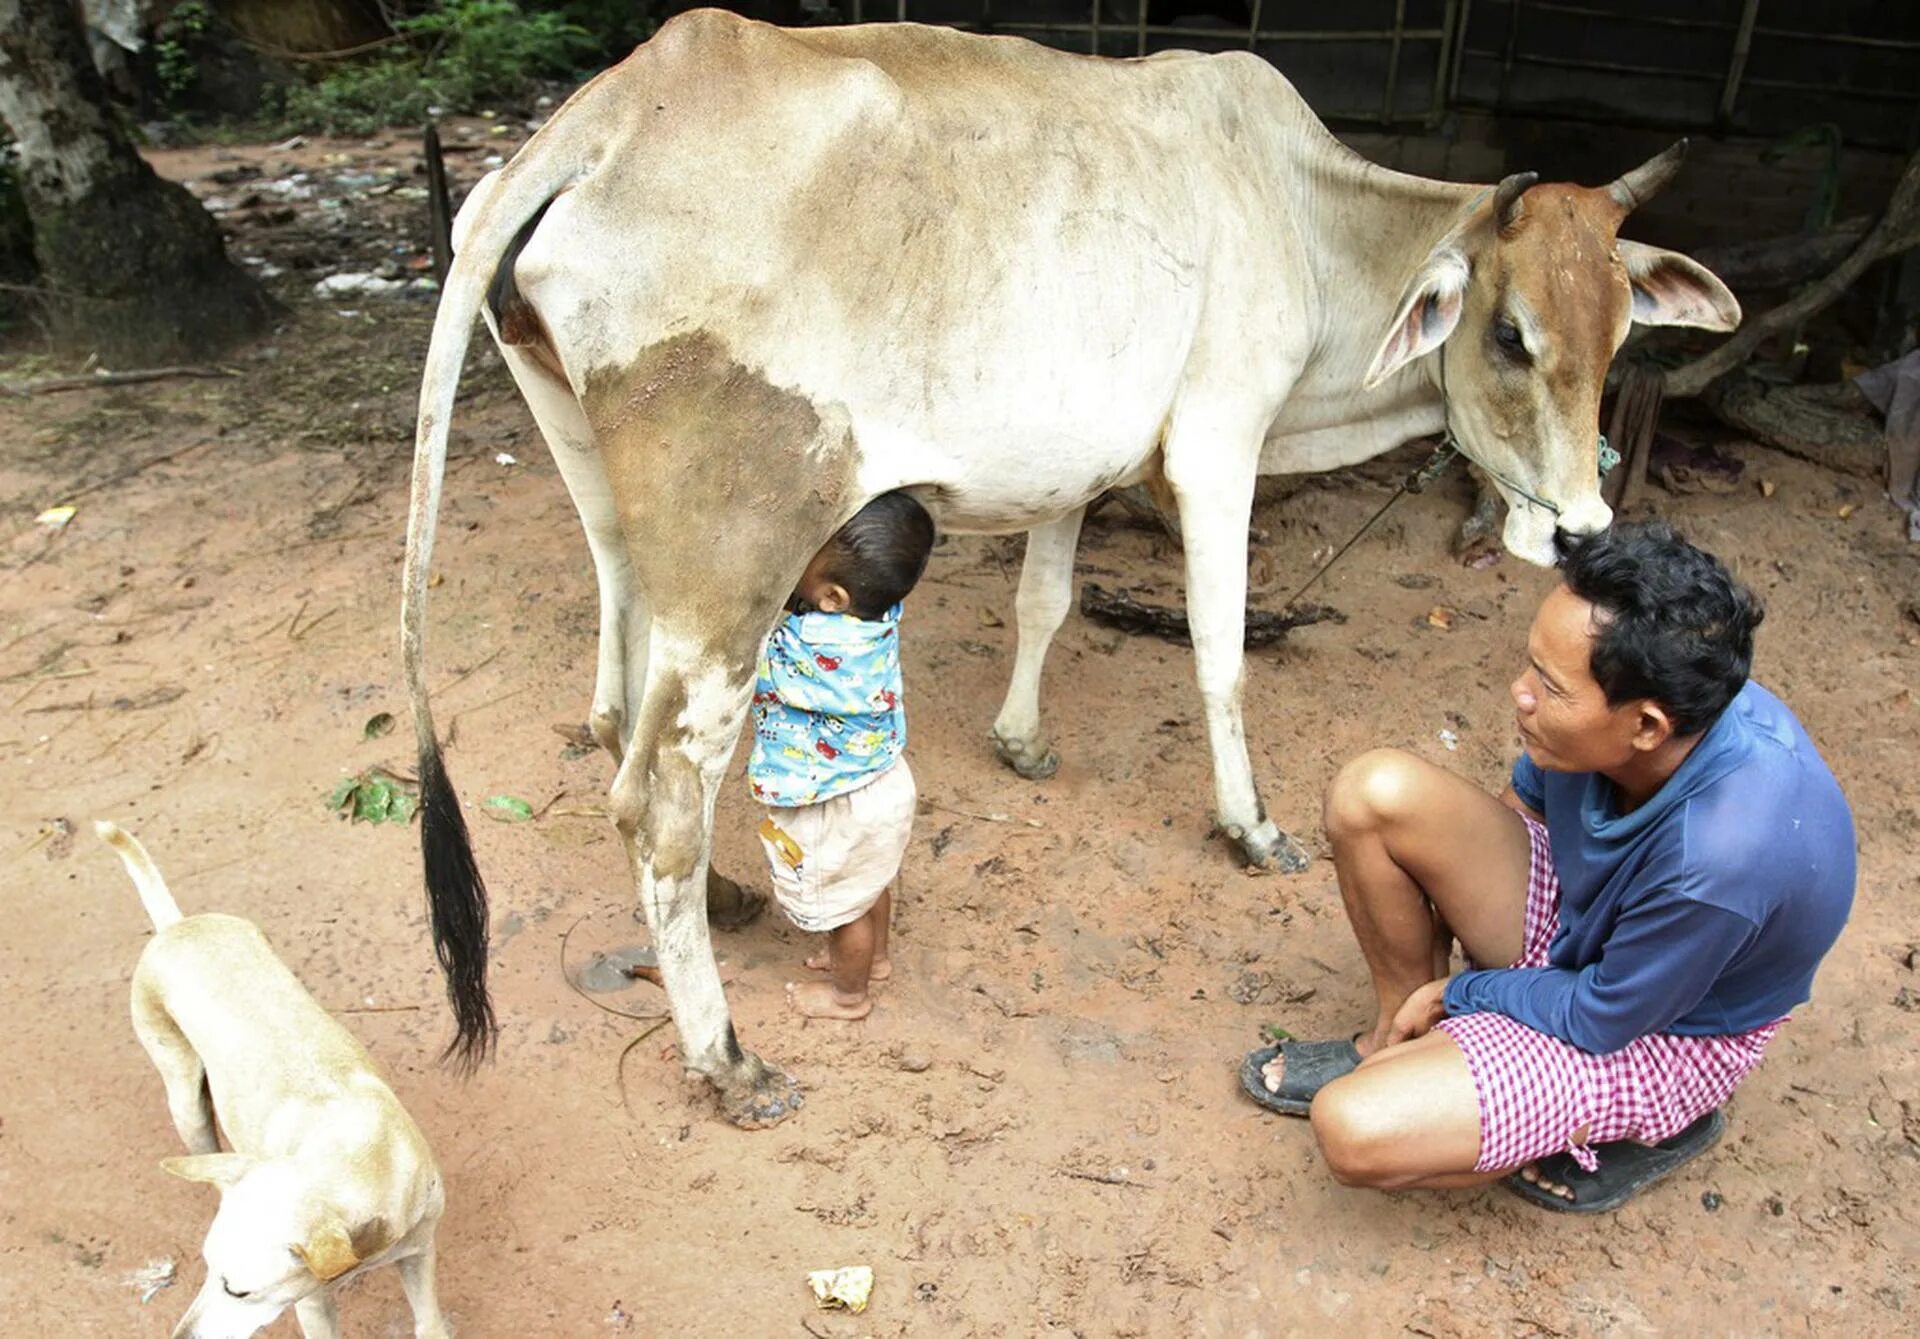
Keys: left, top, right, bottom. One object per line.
{"left": 1242, "top": 521, "right": 1855, "bottom": 1212}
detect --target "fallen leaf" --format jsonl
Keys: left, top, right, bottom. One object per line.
{"left": 328, "top": 769, "right": 418, "bottom": 825}
{"left": 1837, "top": 503, "right": 1857, "bottom": 519}
{"left": 1425, "top": 605, "right": 1456, "bottom": 631}
{"left": 1759, "top": 479, "right": 1777, "bottom": 498}
{"left": 363, "top": 711, "right": 395, "bottom": 739}
{"left": 485, "top": 794, "right": 534, "bottom": 822}
{"left": 35, "top": 505, "right": 76, "bottom": 529}
{"left": 977, "top": 606, "right": 1004, "bottom": 628}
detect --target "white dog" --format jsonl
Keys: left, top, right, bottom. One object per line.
{"left": 100, "top": 821, "right": 453, "bottom": 1338}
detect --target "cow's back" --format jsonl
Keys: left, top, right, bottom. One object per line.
{"left": 514, "top": 11, "right": 1325, "bottom": 524}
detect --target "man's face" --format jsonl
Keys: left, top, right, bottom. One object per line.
{"left": 1510, "top": 583, "right": 1646, "bottom": 773}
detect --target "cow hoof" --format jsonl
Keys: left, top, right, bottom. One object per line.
{"left": 991, "top": 732, "right": 1060, "bottom": 781}
{"left": 1233, "top": 822, "right": 1311, "bottom": 874}
{"left": 705, "top": 868, "right": 767, "bottom": 931}
{"left": 718, "top": 1055, "right": 803, "bottom": 1129}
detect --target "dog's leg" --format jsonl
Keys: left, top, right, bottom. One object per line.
{"left": 397, "top": 1237, "right": 453, "bottom": 1339}
{"left": 131, "top": 983, "right": 217, "bottom": 1154}
{"left": 293, "top": 1289, "right": 341, "bottom": 1339}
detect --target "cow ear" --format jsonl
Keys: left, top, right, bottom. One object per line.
{"left": 1364, "top": 250, "right": 1470, "bottom": 388}
{"left": 1617, "top": 240, "right": 1741, "bottom": 331}
{"left": 160, "top": 1153, "right": 253, "bottom": 1189}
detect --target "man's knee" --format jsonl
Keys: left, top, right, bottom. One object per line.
{"left": 1308, "top": 1078, "right": 1394, "bottom": 1187}
{"left": 1323, "top": 747, "right": 1427, "bottom": 840}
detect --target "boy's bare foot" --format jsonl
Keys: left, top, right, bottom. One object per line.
{"left": 786, "top": 979, "right": 873, "bottom": 1020}
{"left": 805, "top": 951, "right": 891, "bottom": 981}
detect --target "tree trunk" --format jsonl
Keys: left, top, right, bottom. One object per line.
{"left": 0, "top": 0, "right": 277, "bottom": 362}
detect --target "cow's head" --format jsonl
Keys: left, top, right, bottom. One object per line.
{"left": 1363, "top": 142, "right": 1740, "bottom": 565}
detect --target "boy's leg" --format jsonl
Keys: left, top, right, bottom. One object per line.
{"left": 788, "top": 903, "right": 878, "bottom": 1019}
{"left": 806, "top": 885, "right": 892, "bottom": 981}
{"left": 870, "top": 886, "right": 892, "bottom": 975}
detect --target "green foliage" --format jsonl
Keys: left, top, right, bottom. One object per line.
{"left": 279, "top": 1, "right": 600, "bottom": 136}
{"left": 153, "top": 2, "right": 213, "bottom": 106}
{"left": 329, "top": 769, "right": 420, "bottom": 825}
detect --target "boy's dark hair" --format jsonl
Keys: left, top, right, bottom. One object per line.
{"left": 1553, "top": 521, "right": 1763, "bottom": 737}
{"left": 822, "top": 491, "right": 936, "bottom": 620}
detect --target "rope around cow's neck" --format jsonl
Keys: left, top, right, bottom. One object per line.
{"left": 1276, "top": 342, "right": 1617, "bottom": 611}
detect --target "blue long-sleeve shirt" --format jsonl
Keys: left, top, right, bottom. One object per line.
{"left": 1443, "top": 682, "right": 1855, "bottom": 1053}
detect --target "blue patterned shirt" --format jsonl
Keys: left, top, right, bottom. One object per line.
{"left": 747, "top": 604, "right": 906, "bottom": 807}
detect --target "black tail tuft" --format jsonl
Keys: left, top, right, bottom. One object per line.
{"left": 418, "top": 739, "right": 496, "bottom": 1070}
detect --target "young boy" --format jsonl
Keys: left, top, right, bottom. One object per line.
{"left": 750, "top": 492, "right": 935, "bottom": 1020}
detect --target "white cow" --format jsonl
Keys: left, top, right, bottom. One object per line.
{"left": 402, "top": 11, "right": 1738, "bottom": 1124}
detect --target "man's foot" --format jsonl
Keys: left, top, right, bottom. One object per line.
{"left": 805, "top": 950, "right": 891, "bottom": 981}
{"left": 786, "top": 979, "right": 873, "bottom": 1020}
{"left": 1240, "top": 1038, "right": 1364, "bottom": 1116}
{"left": 1505, "top": 1110, "right": 1726, "bottom": 1214}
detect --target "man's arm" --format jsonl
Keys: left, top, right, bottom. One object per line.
{"left": 1498, "top": 784, "right": 1544, "bottom": 825}
{"left": 1443, "top": 892, "right": 1758, "bottom": 1053}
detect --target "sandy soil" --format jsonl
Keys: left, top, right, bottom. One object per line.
{"left": 1, "top": 126, "right": 1917, "bottom": 1337}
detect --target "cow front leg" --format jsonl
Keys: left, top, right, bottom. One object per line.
{"left": 609, "top": 647, "right": 799, "bottom": 1128}
{"left": 990, "top": 508, "right": 1085, "bottom": 780}
{"left": 1166, "top": 421, "right": 1309, "bottom": 873}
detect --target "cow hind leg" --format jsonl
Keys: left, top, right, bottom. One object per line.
{"left": 1164, "top": 410, "right": 1310, "bottom": 873}
{"left": 989, "top": 508, "right": 1085, "bottom": 780}
{"left": 500, "top": 347, "right": 763, "bottom": 928}
{"left": 584, "top": 331, "right": 860, "bottom": 1125}
{"left": 608, "top": 627, "right": 800, "bottom": 1127}
{"left": 498, "top": 348, "right": 649, "bottom": 762}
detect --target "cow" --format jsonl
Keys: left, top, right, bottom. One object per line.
{"left": 401, "top": 10, "right": 1739, "bottom": 1126}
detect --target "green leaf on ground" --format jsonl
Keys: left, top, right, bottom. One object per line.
{"left": 328, "top": 768, "right": 418, "bottom": 825}
{"left": 1260, "top": 1023, "right": 1294, "bottom": 1045}
{"left": 363, "top": 711, "right": 396, "bottom": 739}
{"left": 484, "top": 794, "right": 534, "bottom": 822}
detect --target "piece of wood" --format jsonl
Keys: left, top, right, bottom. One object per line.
{"left": 424, "top": 122, "right": 453, "bottom": 289}
{"left": 1702, "top": 374, "right": 1885, "bottom": 480}
{"left": 1666, "top": 148, "right": 1920, "bottom": 401}
{"left": 1604, "top": 365, "right": 1667, "bottom": 511}
{"left": 0, "top": 366, "right": 235, "bottom": 397}
{"left": 1693, "top": 218, "right": 1871, "bottom": 292}
{"left": 1080, "top": 582, "right": 1343, "bottom": 648}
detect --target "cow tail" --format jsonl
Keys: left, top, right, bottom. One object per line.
{"left": 402, "top": 136, "right": 594, "bottom": 1070}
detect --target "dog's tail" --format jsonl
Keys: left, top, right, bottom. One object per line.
{"left": 94, "top": 821, "right": 182, "bottom": 931}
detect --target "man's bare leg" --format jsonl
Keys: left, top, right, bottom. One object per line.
{"left": 1308, "top": 1031, "right": 1510, "bottom": 1189}
{"left": 805, "top": 886, "right": 892, "bottom": 981}
{"left": 1263, "top": 749, "right": 1534, "bottom": 1096}
{"left": 788, "top": 902, "right": 878, "bottom": 1020}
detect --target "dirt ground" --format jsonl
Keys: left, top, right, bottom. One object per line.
{"left": 2, "top": 126, "right": 1918, "bottom": 1337}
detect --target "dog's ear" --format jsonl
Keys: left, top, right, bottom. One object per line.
{"left": 159, "top": 1153, "right": 253, "bottom": 1189}
{"left": 292, "top": 1219, "right": 361, "bottom": 1282}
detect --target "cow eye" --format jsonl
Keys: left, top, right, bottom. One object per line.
{"left": 222, "top": 1278, "right": 251, "bottom": 1300}
{"left": 1493, "top": 317, "right": 1528, "bottom": 359}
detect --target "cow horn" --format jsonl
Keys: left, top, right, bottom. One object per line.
{"left": 1492, "top": 171, "right": 1538, "bottom": 229}
{"left": 1608, "top": 140, "right": 1689, "bottom": 214}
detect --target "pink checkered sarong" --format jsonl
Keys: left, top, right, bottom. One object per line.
{"left": 1434, "top": 816, "right": 1785, "bottom": 1174}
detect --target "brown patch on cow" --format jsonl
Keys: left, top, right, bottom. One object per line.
{"left": 582, "top": 330, "right": 856, "bottom": 649}
{"left": 584, "top": 331, "right": 857, "bottom": 876}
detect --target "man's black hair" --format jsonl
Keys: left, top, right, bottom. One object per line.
{"left": 821, "top": 491, "right": 936, "bottom": 620}
{"left": 1554, "top": 520, "right": 1764, "bottom": 737}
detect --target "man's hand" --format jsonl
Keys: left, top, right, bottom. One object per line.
{"left": 1386, "top": 978, "right": 1450, "bottom": 1045}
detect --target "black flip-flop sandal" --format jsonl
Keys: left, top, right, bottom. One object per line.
{"left": 1239, "top": 1038, "right": 1363, "bottom": 1116}
{"left": 1503, "top": 1109, "right": 1726, "bottom": 1214}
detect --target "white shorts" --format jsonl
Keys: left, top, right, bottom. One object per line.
{"left": 756, "top": 759, "right": 915, "bottom": 933}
